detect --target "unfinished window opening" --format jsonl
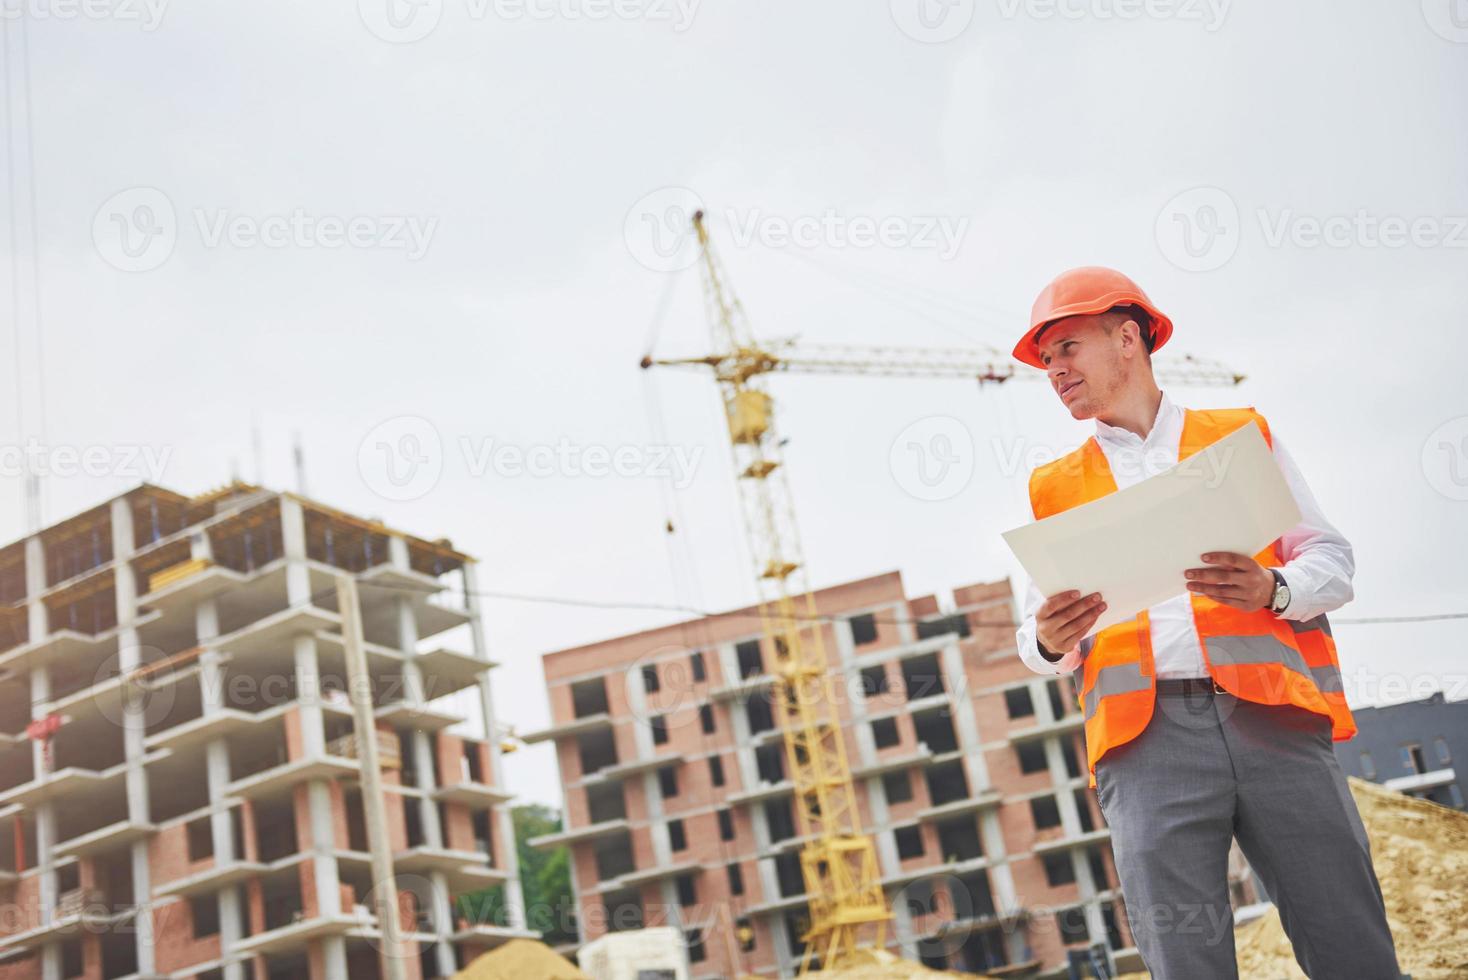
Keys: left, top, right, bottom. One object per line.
{"left": 1016, "top": 740, "right": 1048, "bottom": 775}
{"left": 925, "top": 760, "right": 970, "bottom": 807}
{"left": 658, "top": 766, "right": 679, "bottom": 799}
{"left": 871, "top": 717, "right": 900, "bottom": 750}
{"left": 937, "top": 817, "right": 983, "bottom": 862}
{"left": 755, "top": 742, "right": 785, "bottom": 784}
{"left": 1074, "top": 790, "right": 1095, "bottom": 832}
{"left": 675, "top": 873, "right": 697, "bottom": 907}
{"left": 1030, "top": 794, "right": 1061, "bottom": 830}
{"left": 916, "top": 612, "right": 970, "bottom": 640}
{"left": 1056, "top": 906, "right": 1089, "bottom": 944}
{"left": 1043, "top": 852, "right": 1076, "bottom": 887}
{"left": 1047, "top": 679, "right": 1068, "bottom": 719}
{"left": 1004, "top": 686, "right": 1035, "bottom": 719}
{"left": 727, "top": 862, "right": 745, "bottom": 896}
{"left": 883, "top": 771, "right": 913, "bottom": 805}
{"left": 736, "top": 639, "right": 764, "bottom": 679}
{"left": 953, "top": 870, "right": 996, "bottom": 920}
{"left": 894, "top": 824, "right": 925, "bottom": 860}
{"left": 913, "top": 708, "right": 958, "bottom": 754}
{"left": 901, "top": 652, "right": 945, "bottom": 701}
{"left": 718, "top": 809, "right": 735, "bottom": 841}
{"left": 699, "top": 703, "right": 715, "bottom": 734}
{"left": 253, "top": 798, "right": 298, "bottom": 863}
{"left": 650, "top": 715, "right": 669, "bottom": 746}
{"left": 709, "top": 755, "right": 725, "bottom": 787}
{"left": 848, "top": 613, "right": 878, "bottom": 646}
{"left": 604, "top": 888, "right": 643, "bottom": 932}
{"left": 472, "top": 811, "right": 494, "bottom": 862}
{"left": 690, "top": 651, "right": 706, "bottom": 682}
{"left": 642, "top": 664, "right": 660, "bottom": 694}
{"left": 860, "top": 664, "right": 890, "bottom": 699}
{"left": 570, "top": 677, "right": 609, "bottom": 718}
{"left": 667, "top": 818, "right": 687, "bottom": 852}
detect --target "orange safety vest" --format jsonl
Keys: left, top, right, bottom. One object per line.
{"left": 1028, "top": 407, "right": 1355, "bottom": 786}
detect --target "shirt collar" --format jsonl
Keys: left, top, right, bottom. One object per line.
{"left": 1093, "top": 391, "right": 1181, "bottom": 451}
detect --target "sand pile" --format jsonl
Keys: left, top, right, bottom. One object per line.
{"left": 453, "top": 937, "right": 588, "bottom": 980}
{"left": 810, "top": 948, "right": 996, "bottom": 978}
{"left": 1121, "top": 777, "right": 1468, "bottom": 979}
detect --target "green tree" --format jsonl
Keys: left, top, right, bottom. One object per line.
{"left": 456, "top": 804, "right": 577, "bottom": 945}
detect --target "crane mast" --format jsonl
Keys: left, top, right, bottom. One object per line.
{"left": 690, "top": 211, "right": 890, "bottom": 970}
{"left": 655, "top": 209, "right": 1245, "bottom": 972}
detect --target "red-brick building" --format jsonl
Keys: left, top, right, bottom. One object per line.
{"left": 527, "top": 571, "right": 1180, "bottom": 978}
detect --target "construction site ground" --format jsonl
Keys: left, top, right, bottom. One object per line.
{"left": 454, "top": 779, "right": 1468, "bottom": 979}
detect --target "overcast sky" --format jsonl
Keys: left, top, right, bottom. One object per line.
{"left": 2, "top": 0, "right": 1465, "bottom": 808}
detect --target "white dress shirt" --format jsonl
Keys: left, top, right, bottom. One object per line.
{"left": 1015, "top": 392, "right": 1355, "bottom": 679}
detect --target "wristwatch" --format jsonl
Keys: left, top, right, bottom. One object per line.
{"left": 1268, "top": 569, "right": 1291, "bottom": 614}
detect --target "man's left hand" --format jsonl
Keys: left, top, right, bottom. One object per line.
{"left": 1184, "top": 552, "right": 1275, "bottom": 611}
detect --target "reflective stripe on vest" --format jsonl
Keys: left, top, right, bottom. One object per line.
{"left": 1082, "top": 661, "right": 1151, "bottom": 720}
{"left": 1205, "top": 632, "right": 1344, "bottom": 695}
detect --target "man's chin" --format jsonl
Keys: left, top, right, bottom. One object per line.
{"left": 1063, "top": 397, "right": 1097, "bottom": 420}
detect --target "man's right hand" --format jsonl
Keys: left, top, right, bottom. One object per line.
{"left": 1036, "top": 591, "right": 1106, "bottom": 659}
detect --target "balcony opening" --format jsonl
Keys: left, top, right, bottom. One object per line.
{"left": 913, "top": 708, "right": 958, "bottom": 754}
{"left": 595, "top": 833, "right": 635, "bottom": 882}
{"left": 764, "top": 797, "right": 796, "bottom": 843}
{"left": 463, "top": 743, "right": 484, "bottom": 784}
{"left": 604, "top": 887, "right": 643, "bottom": 932}
{"left": 901, "top": 653, "right": 945, "bottom": 701}
{"left": 570, "top": 677, "right": 609, "bottom": 719}
{"left": 587, "top": 783, "right": 626, "bottom": 824}
{"left": 775, "top": 852, "right": 805, "bottom": 898}
{"left": 956, "top": 924, "right": 1009, "bottom": 973}
{"left": 472, "top": 811, "right": 494, "bottom": 863}
{"left": 755, "top": 742, "right": 785, "bottom": 785}
{"left": 936, "top": 817, "right": 983, "bottom": 862}
{"left": 100, "top": 928, "right": 139, "bottom": 978}
{"left": 924, "top": 760, "right": 969, "bottom": 807}
{"left": 952, "top": 870, "right": 996, "bottom": 921}
{"left": 577, "top": 733, "right": 617, "bottom": 775}
{"left": 260, "top": 875, "right": 304, "bottom": 932}
{"left": 883, "top": 771, "right": 913, "bottom": 805}
{"left": 745, "top": 694, "right": 774, "bottom": 735}
{"left": 254, "top": 797, "right": 299, "bottom": 863}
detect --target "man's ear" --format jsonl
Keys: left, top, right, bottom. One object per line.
{"left": 1119, "top": 318, "right": 1145, "bottom": 359}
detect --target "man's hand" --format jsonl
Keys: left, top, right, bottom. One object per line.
{"left": 1036, "top": 591, "right": 1106, "bottom": 656}
{"left": 1185, "top": 552, "right": 1275, "bottom": 610}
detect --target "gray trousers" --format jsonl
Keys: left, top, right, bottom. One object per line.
{"left": 1093, "top": 687, "right": 1402, "bottom": 979}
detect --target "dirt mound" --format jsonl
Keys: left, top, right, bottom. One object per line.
{"left": 453, "top": 938, "right": 588, "bottom": 980}
{"left": 1121, "top": 778, "right": 1468, "bottom": 979}
{"left": 810, "top": 948, "right": 995, "bottom": 978}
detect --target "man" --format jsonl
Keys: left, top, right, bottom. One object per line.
{"left": 1011, "top": 266, "right": 1401, "bottom": 979}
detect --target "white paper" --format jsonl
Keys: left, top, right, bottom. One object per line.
{"left": 1002, "top": 423, "right": 1301, "bottom": 634}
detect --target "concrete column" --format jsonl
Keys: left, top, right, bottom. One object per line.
{"left": 280, "top": 496, "right": 311, "bottom": 606}
{"left": 429, "top": 871, "right": 457, "bottom": 977}
{"left": 294, "top": 636, "right": 327, "bottom": 758}
{"left": 197, "top": 596, "right": 245, "bottom": 980}
{"left": 25, "top": 536, "right": 46, "bottom": 642}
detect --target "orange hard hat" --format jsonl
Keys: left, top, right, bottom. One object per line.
{"left": 1013, "top": 266, "right": 1174, "bottom": 369}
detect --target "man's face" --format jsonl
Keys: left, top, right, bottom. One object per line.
{"left": 1035, "top": 314, "right": 1130, "bottom": 420}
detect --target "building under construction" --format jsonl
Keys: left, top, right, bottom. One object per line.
{"left": 0, "top": 483, "right": 526, "bottom": 979}
{"left": 524, "top": 570, "right": 1264, "bottom": 978}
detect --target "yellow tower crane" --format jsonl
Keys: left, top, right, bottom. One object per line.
{"left": 641, "top": 210, "right": 1244, "bottom": 972}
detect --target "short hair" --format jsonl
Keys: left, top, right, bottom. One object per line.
{"left": 1106, "top": 304, "right": 1155, "bottom": 353}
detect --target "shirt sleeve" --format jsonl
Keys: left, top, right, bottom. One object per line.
{"left": 1270, "top": 436, "right": 1356, "bottom": 621}
{"left": 1016, "top": 575, "right": 1084, "bottom": 675}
